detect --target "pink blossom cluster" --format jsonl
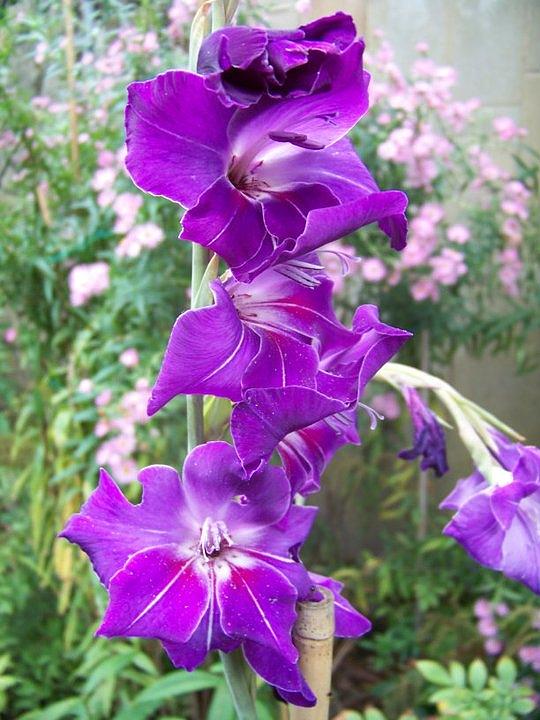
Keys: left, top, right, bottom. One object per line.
{"left": 68, "top": 262, "right": 110, "bottom": 307}
{"left": 94, "top": 377, "right": 151, "bottom": 484}
{"left": 370, "top": 391, "right": 401, "bottom": 420}
{"left": 493, "top": 116, "right": 527, "bottom": 142}
{"left": 473, "top": 598, "right": 508, "bottom": 656}
{"left": 3, "top": 327, "right": 17, "bottom": 344}
{"left": 167, "top": 0, "right": 199, "bottom": 41}
{"left": 494, "top": 181, "right": 530, "bottom": 298}
{"left": 90, "top": 147, "right": 164, "bottom": 258}
{"left": 90, "top": 26, "right": 161, "bottom": 95}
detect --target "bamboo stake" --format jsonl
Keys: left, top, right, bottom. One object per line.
{"left": 289, "top": 587, "right": 335, "bottom": 720}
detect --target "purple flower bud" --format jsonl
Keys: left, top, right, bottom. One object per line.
{"left": 398, "top": 387, "right": 449, "bottom": 477}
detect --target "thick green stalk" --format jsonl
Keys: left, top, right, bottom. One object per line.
{"left": 220, "top": 648, "right": 257, "bottom": 720}
{"left": 185, "top": 3, "right": 258, "bottom": 718}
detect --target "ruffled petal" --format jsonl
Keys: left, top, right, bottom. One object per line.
{"left": 439, "top": 471, "right": 488, "bottom": 511}
{"left": 231, "top": 386, "right": 348, "bottom": 475}
{"left": 278, "top": 411, "right": 360, "bottom": 495}
{"left": 162, "top": 572, "right": 239, "bottom": 670}
{"left": 97, "top": 547, "right": 210, "bottom": 643}
{"left": 228, "top": 42, "right": 368, "bottom": 160}
{"left": 216, "top": 555, "right": 298, "bottom": 660}
{"left": 59, "top": 466, "right": 191, "bottom": 586}
{"left": 148, "top": 281, "right": 259, "bottom": 412}
{"left": 500, "top": 489, "right": 540, "bottom": 593}
{"left": 181, "top": 177, "right": 275, "bottom": 275}
{"left": 308, "top": 572, "right": 371, "bottom": 637}
{"left": 182, "top": 441, "right": 291, "bottom": 531}
{"left": 242, "top": 331, "right": 319, "bottom": 392}
{"left": 125, "top": 71, "right": 232, "bottom": 207}
{"left": 243, "top": 641, "right": 316, "bottom": 708}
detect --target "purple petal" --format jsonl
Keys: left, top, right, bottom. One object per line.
{"left": 163, "top": 574, "right": 239, "bottom": 670}
{"left": 243, "top": 641, "right": 316, "bottom": 707}
{"left": 59, "top": 466, "right": 190, "bottom": 586}
{"left": 148, "top": 281, "right": 259, "bottom": 412}
{"left": 261, "top": 182, "right": 338, "bottom": 240}
{"left": 182, "top": 441, "right": 292, "bottom": 532}
{"left": 216, "top": 556, "right": 298, "bottom": 660}
{"left": 180, "top": 176, "right": 274, "bottom": 274}
{"left": 231, "top": 386, "right": 348, "bottom": 475}
{"left": 308, "top": 572, "right": 371, "bottom": 637}
{"left": 443, "top": 491, "right": 504, "bottom": 570}
{"left": 242, "top": 332, "right": 319, "bottom": 392}
{"left": 439, "top": 471, "right": 488, "bottom": 511}
{"left": 500, "top": 489, "right": 540, "bottom": 593}
{"left": 228, "top": 42, "right": 368, "bottom": 158}
{"left": 278, "top": 411, "right": 360, "bottom": 495}
{"left": 97, "top": 547, "right": 210, "bottom": 643}
{"left": 125, "top": 71, "right": 232, "bottom": 207}
{"left": 300, "top": 12, "right": 356, "bottom": 49}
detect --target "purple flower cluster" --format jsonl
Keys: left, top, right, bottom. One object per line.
{"left": 62, "top": 13, "right": 411, "bottom": 706}
{"left": 441, "top": 431, "right": 540, "bottom": 594}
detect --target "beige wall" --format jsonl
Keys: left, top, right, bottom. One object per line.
{"left": 299, "top": 0, "right": 540, "bottom": 446}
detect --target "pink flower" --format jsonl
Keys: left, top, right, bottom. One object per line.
{"left": 112, "top": 193, "right": 143, "bottom": 234}
{"left": 484, "top": 638, "right": 503, "bottom": 656}
{"left": 410, "top": 277, "right": 440, "bottom": 302}
{"left": 3, "top": 327, "right": 17, "bottom": 344}
{"left": 447, "top": 224, "right": 470, "bottom": 244}
{"left": 493, "top": 116, "right": 527, "bottom": 141}
{"left": 361, "top": 257, "right": 387, "bottom": 283}
{"left": 94, "top": 419, "right": 111, "bottom": 438}
{"left": 95, "top": 389, "right": 113, "bottom": 408}
{"left": 478, "top": 617, "right": 498, "bottom": 638}
{"left": 430, "top": 248, "right": 467, "bottom": 286}
{"left": 497, "top": 247, "right": 522, "bottom": 298}
{"left": 474, "top": 599, "right": 492, "bottom": 619}
{"left": 519, "top": 646, "right": 540, "bottom": 672}
{"left": 371, "top": 392, "right": 401, "bottom": 420}
{"left": 91, "top": 167, "right": 117, "bottom": 193}
{"left": 116, "top": 223, "right": 164, "bottom": 258}
{"left": 119, "top": 348, "right": 139, "bottom": 368}
{"left": 78, "top": 378, "right": 93, "bottom": 394}
{"left": 415, "top": 41, "right": 429, "bottom": 54}
{"left": 68, "top": 262, "right": 110, "bottom": 307}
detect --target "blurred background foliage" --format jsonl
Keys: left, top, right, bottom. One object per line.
{"left": 0, "top": 0, "right": 539, "bottom": 718}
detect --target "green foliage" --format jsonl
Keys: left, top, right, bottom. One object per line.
{"left": 416, "top": 656, "right": 536, "bottom": 719}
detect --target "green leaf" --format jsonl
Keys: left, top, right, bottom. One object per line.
{"left": 207, "top": 681, "right": 235, "bottom": 720}
{"left": 365, "top": 708, "right": 387, "bottom": 720}
{"left": 449, "top": 661, "right": 466, "bottom": 687}
{"left": 512, "top": 698, "right": 536, "bottom": 715}
{"left": 495, "top": 656, "right": 517, "bottom": 685}
{"left": 468, "top": 659, "right": 488, "bottom": 692}
{"left": 133, "top": 670, "right": 220, "bottom": 704}
{"left": 416, "top": 660, "right": 453, "bottom": 686}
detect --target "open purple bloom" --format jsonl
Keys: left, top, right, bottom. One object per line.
{"left": 231, "top": 307, "right": 410, "bottom": 486}
{"left": 60, "top": 442, "right": 369, "bottom": 705}
{"left": 147, "top": 261, "right": 348, "bottom": 413}
{"left": 398, "top": 386, "right": 449, "bottom": 476}
{"left": 441, "top": 432, "right": 540, "bottom": 593}
{"left": 197, "top": 13, "right": 356, "bottom": 107}
{"left": 125, "top": 45, "right": 407, "bottom": 281}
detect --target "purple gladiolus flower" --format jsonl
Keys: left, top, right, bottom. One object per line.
{"left": 147, "top": 260, "right": 349, "bottom": 413}
{"left": 398, "top": 386, "right": 449, "bottom": 476}
{"left": 197, "top": 13, "right": 356, "bottom": 107}
{"left": 440, "top": 431, "right": 540, "bottom": 593}
{"left": 231, "top": 308, "right": 410, "bottom": 486}
{"left": 60, "top": 442, "right": 370, "bottom": 705}
{"left": 125, "top": 38, "right": 408, "bottom": 281}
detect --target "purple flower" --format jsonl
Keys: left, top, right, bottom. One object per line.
{"left": 440, "top": 433, "right": 540, "bottom": 593}
{"left": 398, "top": 386, "right": 449, "bottom": 476}
{"left": 60, "top": 442, "right": 370, "bottom": 705}
{"left": 125, "top": 45, "right": 407, "bottom": 281}
{"left": 197, "top": 13, "right": 356, "bottom": 107}
{"left": 147, "top": 260, "right": 349, "bottom": 414}
{"left": 231, "top": 308, "right": 410, "bottom": 487}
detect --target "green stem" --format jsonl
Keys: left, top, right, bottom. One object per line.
{"left": 220, "top": 649, "right": 257, "bottom": 720}
{"left": 185, "top": 4, "right": 258, "bottom": 718}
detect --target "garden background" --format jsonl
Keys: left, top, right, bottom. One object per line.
{"left": 0, "top": 0, "right": 539, "bottom": 718}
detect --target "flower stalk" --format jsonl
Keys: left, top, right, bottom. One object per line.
{"left": 186, "top": 4, "right": 258, "bottom": 717}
